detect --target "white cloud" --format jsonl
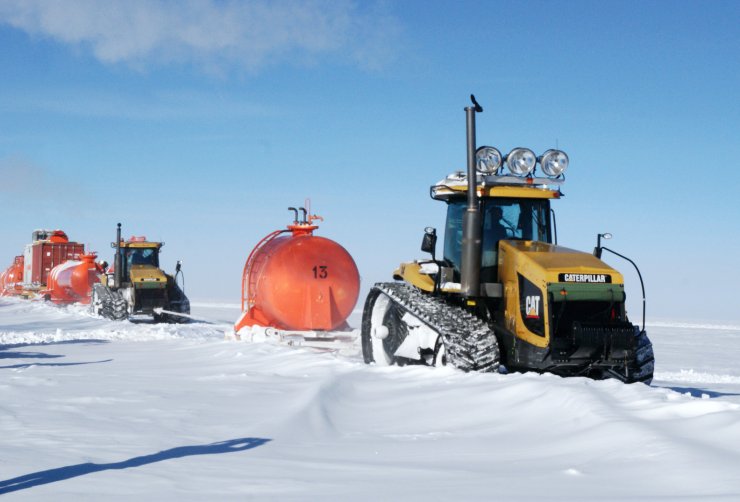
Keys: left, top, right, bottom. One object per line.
{"left": 0, "top": 0, "right": 400, "bottom": 72}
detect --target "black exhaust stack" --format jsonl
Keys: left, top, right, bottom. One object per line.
{"left": 114, "top": 222, "right": 122, "bottom": 290}
{"left": 460, "top": 95, "right": 483, "bottom": 298}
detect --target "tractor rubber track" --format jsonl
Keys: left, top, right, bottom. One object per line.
{"left": 632, "top": 329, "right": 655, "bottom": 384}
{"left": 93, "top": 285, "right": 128, "bottom": 321}
{"left": 373, "top": 282, "right": 499, "bottom": 373}
{"left": 602, "top": 327, "right": 654, "bottom": 384}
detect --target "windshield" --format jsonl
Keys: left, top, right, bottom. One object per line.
{"left": 443, "top": 198, "right": 551, "bottom": 273}
{"left": 125, "top": 248, "right": 159, "bottom": 268}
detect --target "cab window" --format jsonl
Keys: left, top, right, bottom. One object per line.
{"left": 443, "top": 198, "right": 551, "bottom": 273}
{"left": 125, "top": 248, "right": 158, "bottom": 268}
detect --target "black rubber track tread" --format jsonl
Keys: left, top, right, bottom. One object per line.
{"left": 163, "top": 282, "right": 190, "bottom": 323}
{"left": 101, "top": 290, "right": 128, "bottom": 321}
{"left": 632, "top": 329, "right": 655, "bottom": 384}
{"left": 604, "top": 328, "right": 655, "bottom": 384}
{"left": 370, "top": 282, "right": 500, "bottom": 373}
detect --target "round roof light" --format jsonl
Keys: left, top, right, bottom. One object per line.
{"left": 475, "top": 146, "right": 502, "bottom": 174}
{"left": 505, "top": 148, "right": 536, "bottom": 176}
{"left": 539, "top": 149, "right": 569, "bottom": 177}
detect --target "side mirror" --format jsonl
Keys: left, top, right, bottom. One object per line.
{"left": 421, "top": 227, "right": 437, "bottom": 260}
{"left": 593, "top": 232, "right": 612, "bottom": 258}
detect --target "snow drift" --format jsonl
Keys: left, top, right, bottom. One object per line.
{"left": 1, "top": 297, "right": 739, "bottom": 500}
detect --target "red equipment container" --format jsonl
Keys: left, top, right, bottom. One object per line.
{"left": 235, "top": 213, "right": 360, "bottom": 333}
{"left": 23, "top": 230, "right": 85, "bottom": 286}
{"left": 0, "top": 256, "right": 24, "bottom": 296}
{"left": 44, "top": 254, "right": 101, "bottom": 305}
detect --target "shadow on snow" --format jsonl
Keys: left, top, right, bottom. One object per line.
{"left": 0, "top": 339, "right": 110, "bottom": 352}
{"left": 656, "top": 385, "right": 740, "bottom": 399}
{"left": 0, "top": 359, "right": 113, "bottom": 369}
{"left": 0, "top": 350, "right": 64, "bottom": 360}
{"left": 0, "top": 340, "right": 112, "bottom": 369}
{"left": 0, "top": 437, "right": 271, "bottom": 495}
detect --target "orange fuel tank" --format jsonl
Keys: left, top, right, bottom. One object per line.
{"left": 0, "top": 256, "right": 24, "bottom": 296}
{"left": 235, "top": 211, "right": 360, "bottom": 333}
{"left": 45, "top": 254, "right": 101, "bottom": 304}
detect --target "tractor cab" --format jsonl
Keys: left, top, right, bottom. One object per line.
{"left": 432, "top": 173, "right": 561, "bottom": 284}
{"left": 126, "top": 246, "right": 159, "bottom": 268}
{"left": 110, "top": 237, "right": 166, "bottom": 287}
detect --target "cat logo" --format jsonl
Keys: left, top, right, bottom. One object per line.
{"left": 525, "top": 295, "right": 541, "bottom": 319}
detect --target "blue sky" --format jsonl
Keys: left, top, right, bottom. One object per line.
{"left": 1, "top": 0, "right": 739, "bottom": 322}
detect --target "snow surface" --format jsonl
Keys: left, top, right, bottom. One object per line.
{"left": 2, "top": 297, "right": 740, "bottom": 500}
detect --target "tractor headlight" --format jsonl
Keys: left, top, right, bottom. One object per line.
{"left": 475, "top": 146, "right": 502, "bottom": 174}
{"left": 539, "top": 149, "right": 569, "bottom": 177}
{"left": 505, "top": 148, "right": 536, "bottom": 176}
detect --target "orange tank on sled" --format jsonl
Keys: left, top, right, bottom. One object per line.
{"left": 44, "top": 254, "right": 102, "bottom": 305}
{"left": 235, "top": 208, "right": 360, "bottom": 334}
{"left": 0, "top": 256, "right": 24, "bottom": 297}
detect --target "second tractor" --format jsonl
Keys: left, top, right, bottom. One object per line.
{"left": 91, "top": 223, "right": 190, "bottom": 322}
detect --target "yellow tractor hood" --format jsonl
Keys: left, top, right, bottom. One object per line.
{"left": 499, "top": 240, "right": 628, "bottom": 347}
{"left": 500, "top": 240, "right": 624, "bottom": 286}
{"left": 129, "top": 265, "right": 168, "bottom": 288}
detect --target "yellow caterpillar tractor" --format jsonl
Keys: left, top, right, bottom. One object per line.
{"left": 91, "top": 223, "right": 190, "bottom": 322}
{"left": 361, "top": 96, "right": 654, "bottom": 384}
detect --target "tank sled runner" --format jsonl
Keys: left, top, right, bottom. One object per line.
{"left": 90, "top": 223, "right": 190, "bottom": 322}
{"left": 361, "top": 95, "right": 654, "bottom": 384}
{"left": 231, "top": 206, "right": 360, "bottom": 353}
